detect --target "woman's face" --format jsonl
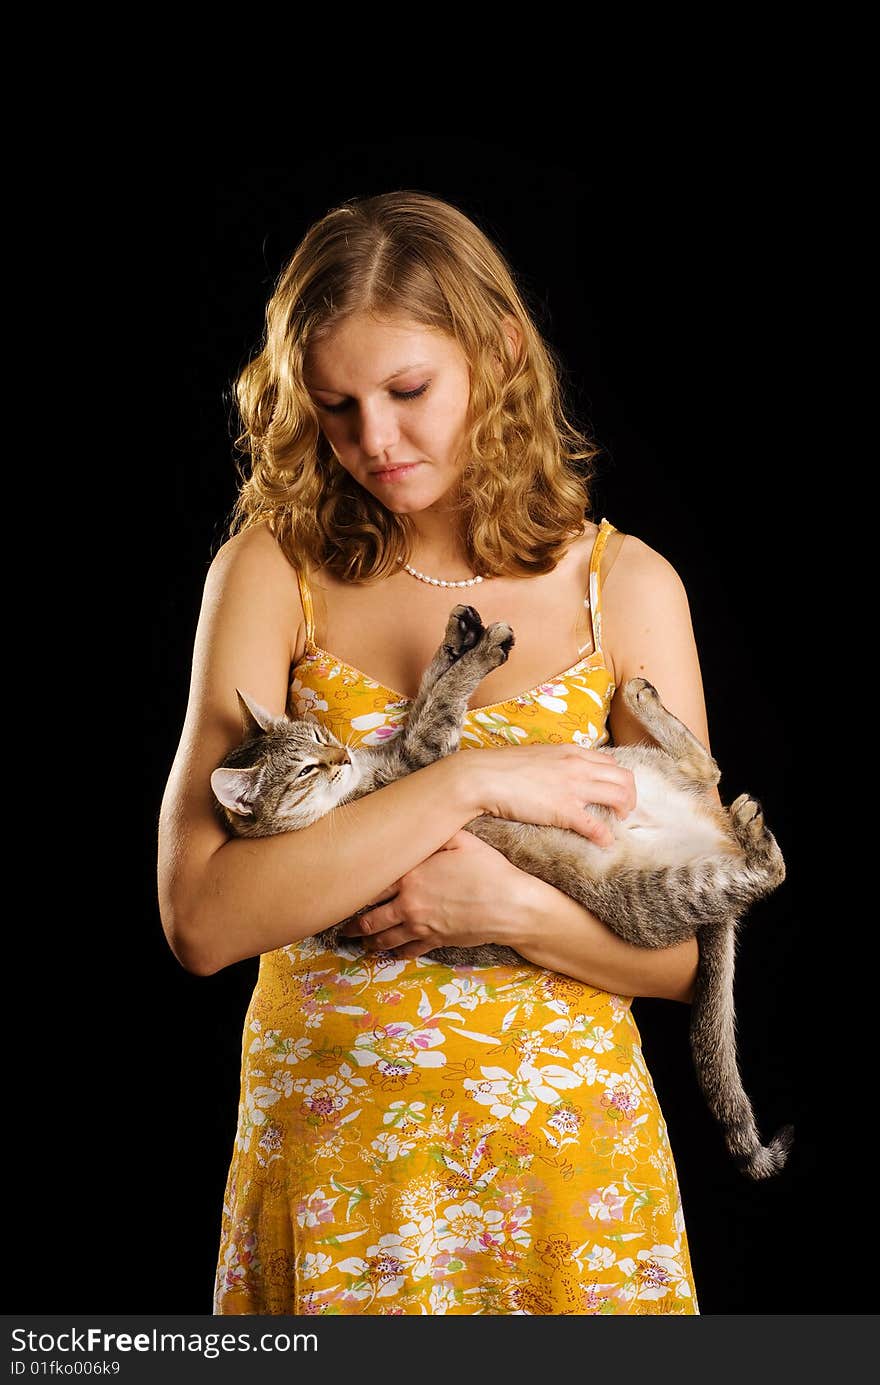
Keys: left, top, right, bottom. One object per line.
{"left": 303, "top": 312, "right": 473, "bottom": 514}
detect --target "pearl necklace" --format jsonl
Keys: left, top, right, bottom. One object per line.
{"left": 395, "top": 556, "right": 485, "bottom": 588}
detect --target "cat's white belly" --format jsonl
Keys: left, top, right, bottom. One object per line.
{"left": 612, "top": 762, "right": 727, "bottom": 869}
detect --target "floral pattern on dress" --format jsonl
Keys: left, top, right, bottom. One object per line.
{"left": 212, "top": 519, "right": 700, "bottom": 1315}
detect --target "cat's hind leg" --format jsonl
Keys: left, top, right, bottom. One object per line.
{"left": 728, "top": 793, "right": 787, "bottom": 895}
{"left": 623, "top": 678, "right": 721, "bottom": 788}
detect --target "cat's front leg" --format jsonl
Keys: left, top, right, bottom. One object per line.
{"left": 402, "top": 619, "right": 515, "bottom": 767}
{"left": 396, "top": 606, "right": 515, "bottom": 768}
{"left": 393, "top": 604, "right": 484, "bottom": 763}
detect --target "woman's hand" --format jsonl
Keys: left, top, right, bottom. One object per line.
{"left": 338, "top": 828, "right": 532, "bottom": 959}
{"left": 465, "top": 744, "right": 636, "bottom": 847}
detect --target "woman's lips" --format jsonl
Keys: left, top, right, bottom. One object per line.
{"left": 370, "top": 462, "right": 422, "bottom": 483}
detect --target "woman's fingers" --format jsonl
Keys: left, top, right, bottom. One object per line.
{"left": 558, "top": 748, "right": 633, "bottom": 843}
{"left": 587, "top": 753, "right": 637, "bottom": 814}
{"left": 474, "top": 742, "right": 635, "bottom": 839}
{"left": 576, "top": 748, "right": 636, "bottom": 820}
{"left": 581, "top": 812, "right": 615, "bottom": 847}
{"left": 363, "top": 883, "right": 400, "bottom": 908}
{"left": 363, "top": 930, "right": 404, "bottom": 951}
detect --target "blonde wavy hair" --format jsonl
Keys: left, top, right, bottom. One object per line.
{"left": 226, "top": 189, "right": 602, "bottom": 581}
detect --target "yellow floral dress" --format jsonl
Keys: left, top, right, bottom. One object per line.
{"left": 213, "top": 518, "right": 700, "bottom": 1316}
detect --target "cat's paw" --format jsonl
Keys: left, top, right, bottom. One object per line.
{"left": 626, "top": 676, "right": 659, "bottom": 706}
{"left": 731, "top": 793, "right": 763, "bottom": 837}
{"left": 730, "top": 794, "right": 786, "bottom": 889}
{"left": 481, "top": 621, "right": 515, "bottom": 667}
{"left": 443, "top": 605, "right": 485, "bottom": 659}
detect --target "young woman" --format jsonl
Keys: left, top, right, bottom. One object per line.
{"left": 158, "top": 190, "right": 715, "bottom": 1315}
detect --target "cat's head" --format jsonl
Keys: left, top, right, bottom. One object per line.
{"left": 210, "top": 690, "right": 359, "bottom": 838}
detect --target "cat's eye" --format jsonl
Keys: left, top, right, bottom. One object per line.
{"left": 297, "top": 765, "right": 317, "bottom": 778}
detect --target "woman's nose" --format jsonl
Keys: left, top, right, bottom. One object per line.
{"left": 357, "top": 401, "right": 401, "bottom": 457}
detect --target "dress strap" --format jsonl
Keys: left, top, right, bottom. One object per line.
{"left": 295, "top": 565, "right": 316, "bottom": 648}
{"left": 585, "top": 517, "right": 617, "bottom": 658}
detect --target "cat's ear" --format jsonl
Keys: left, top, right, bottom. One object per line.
{"left": 236, "top": 689, "right": 286, "bottom": 739}
{"left": 210, "top": 766, "right": 263, "bottom": 819}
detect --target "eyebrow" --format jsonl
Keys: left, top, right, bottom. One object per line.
{"left": 305, "top": 361, "right": 431, "bottom": 394}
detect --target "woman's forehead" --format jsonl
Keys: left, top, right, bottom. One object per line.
{"left": 304, "top": 318, "right": 457, "bottom": 384}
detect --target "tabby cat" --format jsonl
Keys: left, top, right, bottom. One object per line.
{"left": 211, "top": 604, "right": 791, "bottom": 1180}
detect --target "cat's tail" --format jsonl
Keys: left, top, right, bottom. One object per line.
{"left": 689, "top": 921, "right": 794, "bottom": 1181}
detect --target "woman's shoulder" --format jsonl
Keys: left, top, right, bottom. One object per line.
{"left": 211, "top": 517, "right": 289, "bottom": 569}
{"left": 208, "top": 519, "right": 308, "bottom": 599}
{"left": 206, "top": 520, "right": 305, "bottom": 663}
{"left": 601, "top": 521, "right": 683, "bottom": 593}
{"left": 598, "top": 523, "right": 691, "bottom": 683}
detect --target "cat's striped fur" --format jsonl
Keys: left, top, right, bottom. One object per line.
{"left": 212, "top": 605, "right": 791, "bottom": 1180}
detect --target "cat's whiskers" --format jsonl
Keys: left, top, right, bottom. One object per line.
{"left": 327, "top": 794, "right": 353, "bottom": 852}
{"left": 213, "top": 682, "right": 789, "bottom": 1180}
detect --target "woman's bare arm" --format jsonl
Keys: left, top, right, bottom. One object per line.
{"left": 157, "top": 524, "right": 483, "bottom": 977}
{"left": 507, "top": 877, "right": 700, "bottom": 1001}
{"left": 183, "top": 760, "right": 480, "bottom": 975}
{"left": 507, "top": 533, "right": 721, "bottom": 1002}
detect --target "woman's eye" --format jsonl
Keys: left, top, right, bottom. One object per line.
{"left": 318, "top": 383, "right": 429, "bottom": 416}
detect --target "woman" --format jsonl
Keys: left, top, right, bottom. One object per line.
{"left": 158, "top": 190, "right": 715, "bottom": 1314}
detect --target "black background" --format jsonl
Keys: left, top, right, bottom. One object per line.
{"left": 29, "top": 143, "right": 817, "bottom": 1316}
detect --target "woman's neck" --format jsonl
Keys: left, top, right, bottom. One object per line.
{"left": 405, "top": 517, "right": 473, "bottom": 576}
